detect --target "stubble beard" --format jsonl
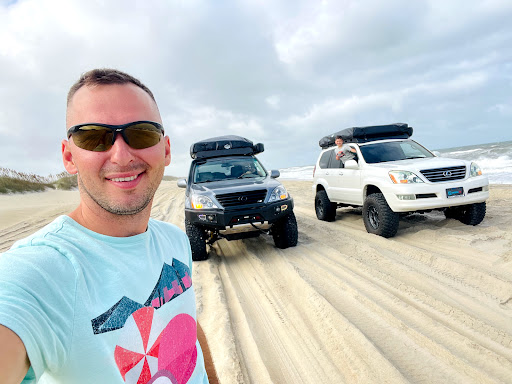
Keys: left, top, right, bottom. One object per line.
{"left": 77, "top": 169, "right": 162, "bottom": 216}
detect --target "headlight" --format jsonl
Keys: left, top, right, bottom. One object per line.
{"left": 189, "top": 194, "right": 219, "bottom": 209}
{"left": 389, "top": 171, "right": 424, "bottom": 184}
{"left": 269, "top": 185, "right": 288, "bottom": 202}
{"left": 470, "top": 162, "right": 483, "bottom": 177}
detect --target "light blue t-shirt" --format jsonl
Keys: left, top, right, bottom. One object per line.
{"left": 0, "top": 216, "right": 209, "bottom": 384}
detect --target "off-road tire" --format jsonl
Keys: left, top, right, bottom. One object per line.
{"left": 363, "top": 193, "right": 399, "bottom": 238}
{"left": 185, "top": 220, "right": 209, "bottom": 261}
{"left": 453, "top": 202, "right": 486, "bottom": 226}
{"left": 272, "top": 211, "right": 299, "bottom": 249}
{"left": 315, "top": 190, "right": 337, "bottom": 221}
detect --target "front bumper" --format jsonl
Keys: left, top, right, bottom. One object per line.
{"left": 381, "top": 176, "right": 489, "bottom": 212}
{"left": 185, "top": 198, "right": 294, "bottom": 229}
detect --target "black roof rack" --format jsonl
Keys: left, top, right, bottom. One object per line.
{"left": 319, "top": 123, "right": 413, "bottom": 148}
{"left": 190, "top": 135, "right": 264, "bottom": 159}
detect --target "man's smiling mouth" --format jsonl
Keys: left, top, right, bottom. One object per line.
{"left": 109, "top": 174, "right": 139, "bottom": 182}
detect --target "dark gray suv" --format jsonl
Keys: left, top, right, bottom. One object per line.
{"left": 178, "top": 135, "right": 298, "bottom": 260}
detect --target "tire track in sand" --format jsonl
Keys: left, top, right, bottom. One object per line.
{"left": 193, "top": 181, "right": 512, "bottom": 383}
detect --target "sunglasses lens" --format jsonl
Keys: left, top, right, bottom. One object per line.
{"left": 70, "top": 122, "right": 162, "bottom": 151}
{"left": 124, "top": 123, "right": 162, "bottom": 149}
{"left": 72, "top": 126, "right": 113, "bottom": 152}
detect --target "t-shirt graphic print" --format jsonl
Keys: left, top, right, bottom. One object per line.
{"left": 91, "top": 259, "right": 196, "bottom": 384}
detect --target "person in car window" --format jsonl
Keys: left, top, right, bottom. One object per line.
{"left": 334, "top": 135, "right": 357, "bottom": 162}
{"left": 242, "top": 162, "right": 258, "bottom": 177}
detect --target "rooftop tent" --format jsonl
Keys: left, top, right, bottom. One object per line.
{"left": 190, "top": 135, "right": 264, "bottom": 159}
{"left": 319, "top": 123, "right": 413, "bottom": 148}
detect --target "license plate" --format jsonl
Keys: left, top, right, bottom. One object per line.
{"left": 446, "top": 187, "right": 464, "bottom": 198}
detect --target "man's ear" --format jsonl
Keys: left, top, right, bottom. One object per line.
{"left": 164, "top": 136, "right": 171, "bottom": 166}
{"left": 62, "top": 139, "right": 78, "bottom": 174}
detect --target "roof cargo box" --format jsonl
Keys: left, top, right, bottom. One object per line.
{"left": 319, "top": 123, "right": 413, "bottom": 148}
{"left": 190, "top": 135, "right": 264, "bottom": 159}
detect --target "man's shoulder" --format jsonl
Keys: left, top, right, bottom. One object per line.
{"left": 9, "top": 215, "right": 71, "bottom": 250}
{"left": 1, "top": 216, "right": 80, "bottom": 278}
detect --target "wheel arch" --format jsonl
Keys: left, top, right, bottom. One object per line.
{"left": 364, "top": 184, "right": 383, "bottom": 199}
{"left": 314, "top": 182, "right": 327, "bottom": 193}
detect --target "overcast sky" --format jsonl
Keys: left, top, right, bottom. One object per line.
{"left": 1, "top": 0, "right": 511, "bottom": 177}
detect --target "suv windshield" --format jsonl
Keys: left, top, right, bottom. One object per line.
{"left": 193, "top": 157, "right": 267, "bottom": 183}
{"left": 359, "top": 140, "right": 434, "bottom": 164}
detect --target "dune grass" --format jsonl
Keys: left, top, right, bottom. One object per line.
{"left": 0, "top": 167, "right": 77, "bottom": 194}
{"left": 0, "top": 168, "right": 179, "bottom": 194}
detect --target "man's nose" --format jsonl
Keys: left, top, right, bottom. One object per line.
{"left": 109, "top": 133, "right": 135, "bottom": 165}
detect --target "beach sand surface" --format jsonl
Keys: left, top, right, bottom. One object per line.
{"left": 1, "top": 181, "right": 511, "bottom": 383}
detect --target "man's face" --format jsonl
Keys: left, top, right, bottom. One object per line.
{"left": 335, "top": 138, "right": 343, "bottom": 147}
{"left": 63, "top": 83, "right": 171, "bottom": 216}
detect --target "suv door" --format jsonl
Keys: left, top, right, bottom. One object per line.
{"left": 315, "top": 149, "right": 331, "bottom": 185}
{"left": 328, "top": 145, "right": 362, "bottom": 204}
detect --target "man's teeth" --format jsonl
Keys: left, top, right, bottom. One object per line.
{"left": 111, "top": 175, "right": 138, "bottom": 182}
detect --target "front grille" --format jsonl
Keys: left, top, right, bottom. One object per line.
{"left": 216, "top": 189, "right": 267, "bottom": 207}
{"left": 420, "top": 166, "right": 466, "bottom": 183}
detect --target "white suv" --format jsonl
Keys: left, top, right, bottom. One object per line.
{"left": 312, "top": 124, "right": 490, "bottom": 237}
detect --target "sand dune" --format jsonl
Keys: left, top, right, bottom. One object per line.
{"left": 1, "top": 181, "right": 511, "bottom": 383}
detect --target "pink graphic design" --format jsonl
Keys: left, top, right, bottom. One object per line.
{"left": 147, "top": 370, "right": 178, "bottom": 384}
{"left": 115, "top": 309, "right": 197, "bottom": 384}
{"left": 115, "top": 307, "right": 166, "bottom": 383}
{"left": 181, "top": 272, "right": 192, "bottom": 289}
{"left": 158, "top": 314, "right": 197, "bottom": 384}
{"left": 151, "top": 282, "right": 184, "bottom": 309}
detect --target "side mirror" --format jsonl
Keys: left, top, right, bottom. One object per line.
{"left": 270, "top": 170, "right": 280, "bottom": 178}
{"left": 344, "top": 160, "right": 358, "bottom": 169}
{"left": 177, "top": 178, "right": 187, "bottom": 188}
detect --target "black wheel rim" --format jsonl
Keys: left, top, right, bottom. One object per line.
{"left": 316, "top": 199, "right": 323, "bottom": 216}
{"left": 368, "top": 206, "right": 379, "bottom": 229}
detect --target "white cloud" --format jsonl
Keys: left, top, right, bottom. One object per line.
{"left": 265, "top": 95, "right": 280, "bottom": 109}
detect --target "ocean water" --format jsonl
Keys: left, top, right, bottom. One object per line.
{"left": 279, "top": 140, "right": 512, "bottom": 184}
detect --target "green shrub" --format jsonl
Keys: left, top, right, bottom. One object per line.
{"left": 54, "top": 175, "right": 78, "bottom": 190}
{"left": 0, "top": 176, "right": 54, "bottom": 194}
{"left": 0, "top": 168, "right": 77, "bottom": 194}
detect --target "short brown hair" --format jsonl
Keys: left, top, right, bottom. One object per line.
{"left": 67, "top": 68, "right": 156, "bottom": 106}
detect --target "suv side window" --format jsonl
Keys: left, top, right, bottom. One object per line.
{"left": 318, "top": 151, "right": 331, "bottom": 169}
{"left": 328, "top": 154, "right": 343, "bottom": 169}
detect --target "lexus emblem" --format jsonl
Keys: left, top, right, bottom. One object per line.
{"left": 238, "top": 196, "right": 248, "bottom": 202}
{"left": 224, "top": 144, "right": 231, "bottom": 149}
{"left": 443, "top": 171, "right": 452, "bottom": 177}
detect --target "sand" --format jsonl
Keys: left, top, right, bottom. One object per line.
{"left": 1, "top": 181, "right": 511, "bottom": 383}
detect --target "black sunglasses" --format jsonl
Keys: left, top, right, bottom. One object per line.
{"left": 67, "top": 121, "right": 164, "bottom": 152}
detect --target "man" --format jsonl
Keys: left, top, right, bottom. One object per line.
{"left": 334, "top": 135, "right": 357, "bottom": 163}
{"left": 0, "top": 69, "right": 216, "bottom": 383}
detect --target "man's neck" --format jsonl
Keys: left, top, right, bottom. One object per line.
{"left": 68, "top": 203, "right": 151, "bottom": 237}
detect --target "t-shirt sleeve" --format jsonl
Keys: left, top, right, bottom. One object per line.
{"left": 0, "top": 245, "right": 77, "bottom": 380}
